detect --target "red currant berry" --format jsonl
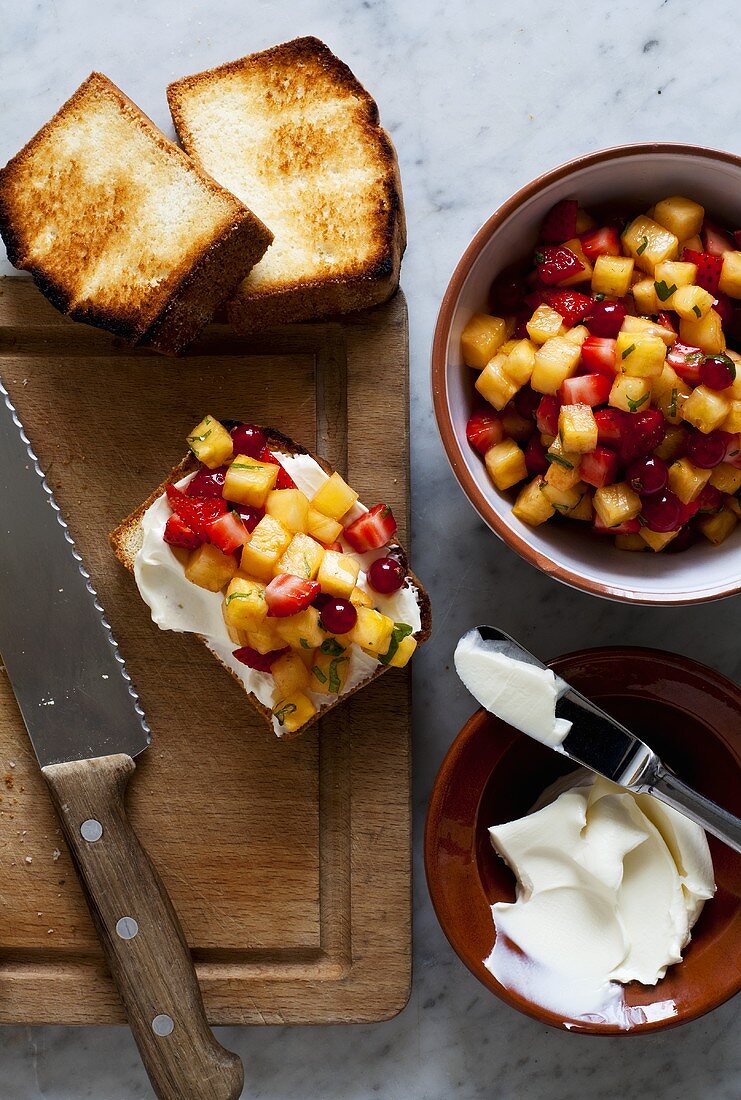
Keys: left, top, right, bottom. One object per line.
{"left": 627, "top": 455, "right": 668, "bottom": 496}
{"left": 319, "top": 598, "right": 357, "bottom": 635}
{"left": 699, "top": 355, "right": 735, "bottom": 391}
{"left": 230, "top": 423, "right": 267, "bottom": 458}
{"left": 368, "top": 556, "right": 405, "bottom": 594}
{"left": 641, "top": 490, "right": 683, "bottom": 533}
{"left": 685, "top": 429, "right": 729, "bottom": 469}
{"left": 230, "top": 504, "right": 263, "bottom": 532}
{"left": 586, "top": 299, "right": 626, "bottom": 338}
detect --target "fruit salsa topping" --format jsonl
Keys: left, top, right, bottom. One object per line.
{"left": 461, "top": 194, "right": 741, "bottom": 552}
{"left": 164, "top": 417, "right": 417, "bottom": 734}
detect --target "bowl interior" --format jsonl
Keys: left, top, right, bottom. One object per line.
{"left": 425, "top": 648, "right": 741, "bottom": 1034}
{"left": 438, "top": 147, "right": 741, "bottom": 602}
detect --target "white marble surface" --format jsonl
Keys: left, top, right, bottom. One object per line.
{"left": 2, "top": 0, "right": 740, "bottom": 1096}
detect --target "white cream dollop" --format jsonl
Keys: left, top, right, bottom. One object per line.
{"left": 454, "top": 630, "right": 571, "bottom": 747}
{"left": 486, "top": 773, "right": 715, "bottom": 1026}
{"left": 133, "top": 451, "right": 421, "bottom": 735}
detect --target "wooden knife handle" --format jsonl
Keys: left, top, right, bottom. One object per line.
{"left": 43, "top": 753, "right": 244, "bottom": 1100}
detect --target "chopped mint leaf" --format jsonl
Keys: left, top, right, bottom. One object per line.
{"left": 654, "top": 280, "right": 677, "bottom": 302}
{"left": 621, "top": 344, "right": 636, "bottom": 360}
{"left": 636, "top": 236, "right": 649, "bottom": 255}
{"left": 668, "top": 388, "right": 678, "bottom": 418}
{"left": 545, "top": 452, "right": 574, "bottom": 470}
{"left": 692, "top": 304, "right": 702, "bottom": 318}
{"left": 594, "top": 293, "right": 606, "bottom": 302}
{"left": 627, "top": 392, "right": 650, "bottom": 412}
{"left": 380, "top": 622, "right": 414, "bottom": 666}
{"left": 299, "top": 638, "right": 311, "bottom": 649}
{"left": 534, "top": 250, "right": 545, "bottom": 263}
{"left": 273, "top": 702, "right": 298, "bottom": 724}
{"left": 320, "top": 638, "right": 345, "bottom": 657}
{"left": 312, "top": 666, "right": 328, "bottom": 685}
{"left": 328, "top": 656, "right": 348, "bottom": 694}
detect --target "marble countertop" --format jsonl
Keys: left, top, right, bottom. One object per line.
{"left": 2, "top": 0, "right": 740, "bottom": 1096}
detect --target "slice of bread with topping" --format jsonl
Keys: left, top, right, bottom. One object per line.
{"left": 167, "top": 37, "right": 405, "bottom": 333}
{"left": 0, "top": 72, "right": 273, "bottom": 354}
{"left": 110, "top": 425, "right": 430, "bottom": 739}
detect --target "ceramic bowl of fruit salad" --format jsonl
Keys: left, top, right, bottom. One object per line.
{"left": 432, "top": 143, "right": 741, "bottom": 603}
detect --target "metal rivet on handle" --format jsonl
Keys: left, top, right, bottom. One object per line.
{"left": 115, "top": 916, "right": 139, "bottom": 940}
{"left": 152, "top": 1014, "right": 174, "bottom": 1037}
{"left": 80, "top": 819, "right": 103, "bottom": 842}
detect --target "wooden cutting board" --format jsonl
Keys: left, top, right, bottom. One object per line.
{"left": 0, "top": 277, "right": 412, "bottom": 1025}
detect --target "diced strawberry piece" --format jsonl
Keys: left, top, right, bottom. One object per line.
{"left": 163, "top": 513, "right": 202, "bottom": 550}
{"left": 258, "top": 445, "right": 297, "bottom": 489}
{"left": 682, "top": 248, "right": 723, "bottom": 294}
{"left": 324, "top": 540, "right": 344, "bottom": 553}
{"left": 559, "top": 373, "right": 611, "bottom": 406}
{"left": 166, "top": 484, "right": 227, "bottom": 539}
{"left": 265, "top": 574, "right": 321, "bottom": 618}
{"left": 724, "top": 433, "right": 741, "bottom": 469}
{"left": 701, "top": 219, "right": 733, "bottom": 256}
{"left": 231, "top": 504, "right": 264, "bottom": 533}
{"left": 466, "top": 409, "right": 504, "bottom": 454}
{"left": 580, "top": 446, "right": 618, "bottom": 488}
{"left": 524, "top": 436, "right": 548, "bottom": 475}
{"left": 540, "top": 199, "right": 579, "bottom": 243}
{"left": 233, "top": 645, "right": 289, "bottom": 672}
{"left": 536, "top": 245, "right": 585, "bottom": 287}
{"left": 620, "top": 409, "right": 666, "bottom": 464}
{"left": 489, "top": 262, "right": 530, "bottom": 313}
{"left": 594, "top": 408, "right": 626, "bottom": 446}
{"left": 579, "top": 226, "right": 621, "bottom": 261}
{"left": 667, "top": 342, "right": 704, "bottom": 384}
{"left": 524, "top": 290, "right": 546, "bottom": 311}
{"left": 655, "top": 311, "right": 677, "bottom": 334}
{"left": 206, "top": 511, "right": 249, "bottom": 554}
{"left": 580, "top": 337, "right": 617, "bottom": 377}
{"left": 542, "top": 290, "right": 593, "bottom": 327}
{"left": 535, "top": 395, "right": 561, "bottom": 436}
{"left": 593, "top": 514, "right": 641, "bottom": 535}
{"left": 344, "top": 503, "right": 397, "bottom": 552}
{"left": 187, "top": 465, "right": 228, "bottom": 499}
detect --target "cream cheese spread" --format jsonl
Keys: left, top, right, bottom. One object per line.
{"left": 134, "top": 450, "right": 421, "bottom": 735}
{"left": 486, "top": 772, "right": 715, "bottom": 1026}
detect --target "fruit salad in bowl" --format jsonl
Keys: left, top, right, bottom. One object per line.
{"left": 433, "top": 144, "right": 741, "bottom": 602}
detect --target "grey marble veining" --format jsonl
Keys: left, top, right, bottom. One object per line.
{"left": 1, "top": 0, "right": 740, "bottom": 1096}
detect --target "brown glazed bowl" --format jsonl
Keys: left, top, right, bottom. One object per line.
{"left": 431, "top": 143, "right": 741, "bottom": 604}
{"left": 425, "top": 648, "right": 741, "bottom": 1034}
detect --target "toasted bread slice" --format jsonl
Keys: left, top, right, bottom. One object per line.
{"left": 0, "top": 72, "right": 273, "bottom": 353}
{"left": 167, "top": 38, "right": 405, "bottom": 332}
{"left": 110, "top": 428, "right": 430, "bottom": 739}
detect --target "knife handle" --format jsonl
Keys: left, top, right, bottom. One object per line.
{"left": 43, "top": 753, "right": 244, "bottom": 1100}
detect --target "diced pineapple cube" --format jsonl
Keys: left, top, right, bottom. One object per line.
{"left": 223, "top": 577, "right": 268, "bottom": 630}
{"left": 652, "top": 196, "right": 704, "bottom": 241}
{"left": 615, "top": 533, "right": 647, "bottom": 552}
{"left": 385, "top": 633, "right": 418, "bottom": 669}
{"left": 640, "top": 528, "right": 679, "bottom": 552}
{"left": 672, "top": 284, "right": 715, "bottom": 320}
{"left": 475, "top": 355, "right": 519, "bottom": 410}
{"left": 559, "top": 238, "right": 594, "bottom": 285}
{"left": 591, "top": 255, "right": 635, "bottom": 297}
{"left": 348, "top": 607, "right": 394, "bottom": 655}
{"left": 723, "top": 400, "right": 741, "bottom": 434}
{"left": 558, "top": 404, "right": 598, "bottom": 453}
{"left": 272, "top": 651, "right": 311, "bottom": 697}
{"left": 316, "top": 549, "right": 360, "bottom": 598}
{"left": 186, "top": 415, "right": 233, "bottom": 469}
{"left": 305, "top": 508, "right": 343, "bottom": 546}
{"left": 274, "top": 607, "right": 325, "bottom": 650}
{"left": 541, "top": 481, "right": 587, "bottom": 513}
{"left": 654, "top": 259, "right": 698, "bottom": 291}
{"left": 728, "top": 496, "right": 741, "bottom": 519}
{"left": 682, "top": 385, "right": 731, "bottom": 433}
{"left": 622, "top": 215, "right": 678, "bottom": 273}
{"left": 655, "top": 384, "right": 689, "bottom": 426}
{"left": 679, "top": 309, "right": 726, "bottom": 354}
{"left": 500, "top": 339, "right": 519, "bottom": 355}
{"left": 512, "top": 478, "right": 555, "bottom": 526}
{"left": 223, "top": 456, "right": 279, "bottom": 507}
{"left": 531, "top": 337, "right": 581, "bottom": 394}
{"left": 265, "top": 488, "right": 310, "bottom": 533}
{"left": 460, "top": 313, "right": 510, "bottom": 368}
{"left": 654, "top": 423, "right": 688, "bottom": 461}
{"left": 698, "top": 508, "right": 738, "bottom": 545}
{"left": 718, "top": 252, "right": 741, "bottom": 299}
{"left": 243, "top": 622, "right": 284, "bottom": 655}
{"left": 184, "top": 543, "right": 237, "bottom": 591}
{"left": 668, "top": 458, "right": 712, "bottom": 504}
{"left": 621, "top": 316, "right": 676, "bottom": 347}
{"left": 709, "top": 463, "right": 741, "bottom": 493}
{"left": 311, "top": 647, "right": 351, "bottom": 695}
{"left": 310, "top": 472, "right": 359, "bottom": 520}
{"left": 616, "top": 332, "right": 666, "bottom": 378}
{"left": 563, "top": 325, "right": 589, "bottom": 347}
{"left": 593, "top": 482, "right": 642, "bottom": 527}
{"left": 545, "top": 437, "right": 582, "bottom": 490}
{"left": 350, "top": 586, "right": 374, "bottom": 608}
{"left": 526, "top": 304, "right": 566, "bottom": 344}
{"left": 484, "top": 439, "right": 527, "bottom": 490}
{"left": 609, "top": 374, "right": 652, "bottom": 414}
{"left": 275, "top": 532, "right": 325, "bottom": 580}
{"left": 503, "top": 339, "right": 536, "bottom": 385}
{"left": 567, "top": 491, "right": 594, "bottom": 521}
{"left": 575, "top": 209, "right": 596, "bottom": 233}
{"left": 632, "top": 279, "right": 662, "bottom": 315}
{"left": 240, "top": 515, "right": 292, "bottom": 581}
{"left": 272, "top": 692, "right": 317, "bottom": 735}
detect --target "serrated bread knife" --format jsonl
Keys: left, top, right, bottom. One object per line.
{"left": 0, "top": 379, "right": 243, "bottom": 1100}
{"left": 465, "top": 627, "right": 741, "bottom": 854}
